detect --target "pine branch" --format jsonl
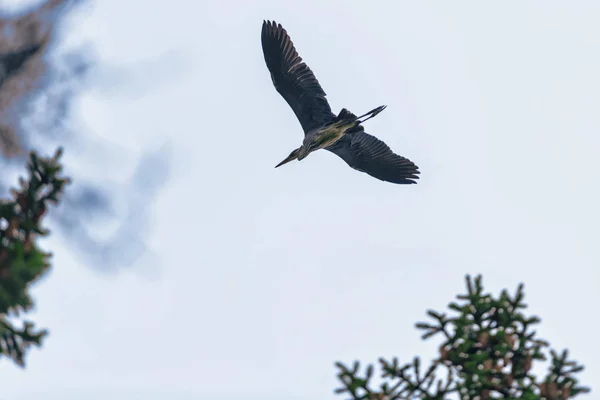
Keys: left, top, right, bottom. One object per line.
{"left": 334, "top": 275, "right": 591, "bottom": 400}
{"left": 0, "top": 148, "right": 69, "bottom": 367}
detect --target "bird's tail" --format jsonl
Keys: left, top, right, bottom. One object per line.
{"left": 337, "top": 108, "right": 358, "bottom": 120}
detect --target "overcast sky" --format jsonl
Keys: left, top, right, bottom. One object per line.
{"left": 1, "top": 1, "right": 599, "bottom": 399}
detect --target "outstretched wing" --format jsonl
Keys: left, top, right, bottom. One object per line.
{"left": 327, "top": 130, "right": 420, "bottom": 184}
{"left": 261, "top": 20, "right": 334, "bottom": 134}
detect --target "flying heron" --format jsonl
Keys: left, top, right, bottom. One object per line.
{"left": 261, "top": 20, "right": 420, "bottom": 184}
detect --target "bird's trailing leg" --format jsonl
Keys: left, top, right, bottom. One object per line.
{"left": 356, "top": 105, "right": 387, "bottom": 123}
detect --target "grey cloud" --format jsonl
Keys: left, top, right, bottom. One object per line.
{"left": 50, "top": 145, "right": 171, "bottom": 270}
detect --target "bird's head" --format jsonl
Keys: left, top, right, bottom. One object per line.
{"left": 275, "top": 148, "right": 300, "bottom": 168}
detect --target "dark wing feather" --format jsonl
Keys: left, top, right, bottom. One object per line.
{"left": 261, "top": 20, "right": 334, "bottom": 134}
{"left": 327, "top": 130, "right": 420, "bottom": 184}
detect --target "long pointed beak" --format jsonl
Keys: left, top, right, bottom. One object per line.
{"left": 275, "top": 153, "right": 297, "bottom": 168}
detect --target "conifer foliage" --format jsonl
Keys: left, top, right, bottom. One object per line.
{"left": 0, "top": 148, "right": 69, "bottom": 367}
{"left": 335, "top": 275, "right": 590, "bottom": 400}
